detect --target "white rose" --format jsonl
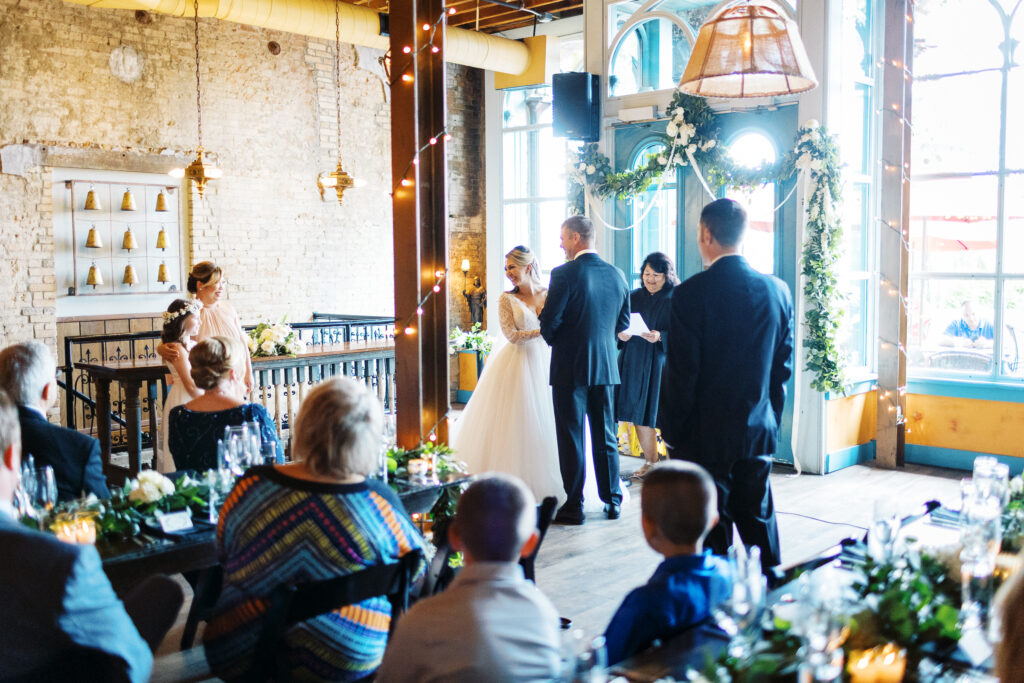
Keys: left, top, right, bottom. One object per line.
{"left": 1011, "top": 476, "right": 1023, "bottom": 494}
{"left": 665, "top": 122, "right": 678, "bottom": 137}
{"left": 129, "top": 481, "right": 163, "bottom": 504}
{"left": 246, "top": 336, "right": 257, "bottom": 352}
{"left": 578, "top": 162, "right": 587, "bottom": 170}
{"left": 259, "top": 328, "right": 274, "bottom": 342}
{"left": 159, "top": 477, "right": 175, "bottom": 495}
{"left": 260, "top": 340, "right": 277, "bottom": 354}
{"left": 658, "top": 155, "right": 668, "bottom": 165}
{"left": 674, "top": 110, "right": 685, "bottom": 122}
{"left": 586, "top": 164, "right": 596, "bottom": 174}
{"left": 687, "top": 144, "right": 697, "bottom": 154}
{"left": 796, "top": 154, "right": 812, "bottom": 170}
{"left": 810, "top": 159, "right": 824, "bottom": 171}
{"left": 803, "top": 119, "right": 820, "bottom": 130}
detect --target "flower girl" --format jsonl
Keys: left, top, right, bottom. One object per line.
{"left": 157, "top": 299, "right": 204, "bottom": 472}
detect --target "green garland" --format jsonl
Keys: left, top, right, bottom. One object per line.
{"left": 566, "top": 92, "right": 847, "bottom": 394}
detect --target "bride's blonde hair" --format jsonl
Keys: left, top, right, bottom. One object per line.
{"left": 506, "top": 246, "right": 542, "bottom": 293}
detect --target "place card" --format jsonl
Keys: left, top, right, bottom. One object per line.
{"left": 959, "top": 627, "right": 993, "bottom": 668}
{"left": 158, "top": 510, "right": 194, "bottom": 534}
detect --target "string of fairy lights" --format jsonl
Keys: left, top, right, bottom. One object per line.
{"left": 389, "top": 4, "right": 459, "bottom": 445}
{"left": 874, "top": 3, "right": 914, "bottom": 435}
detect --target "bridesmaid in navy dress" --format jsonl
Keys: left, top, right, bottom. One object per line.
{"left": 615, "top": 252, "right": 677, "bottom": 479}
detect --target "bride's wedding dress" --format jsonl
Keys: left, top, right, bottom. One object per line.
{"left": 453, "top": 292, "right": 628, "bottom": 512}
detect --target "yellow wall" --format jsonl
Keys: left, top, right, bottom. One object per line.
{"left": 906, "top": 394, "right": 1024, "bottom": 458}
{"left": 826, "top": 390, "right": 877, "bottom": 452}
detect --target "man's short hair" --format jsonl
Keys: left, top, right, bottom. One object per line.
{"left": 562, "top": 215, "right": 595, "bottom": 244}
{"left": 0, "top": 341, "right": 57, "bottom": 406}
{"left": 700, "top": 198, "right": 747, "bottom": 248}
{"left": 641, "top": 461, "right": 717, "bottom": 546}
{"left": 453, "top": 473, "right": 537, "bottom": 562}
{"left": 0, "top": 389, "right": 20, "bottom": 455}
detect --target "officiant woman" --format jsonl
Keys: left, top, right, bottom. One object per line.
{"left": 615, "top": 252, "right": 677, "bottom": 480}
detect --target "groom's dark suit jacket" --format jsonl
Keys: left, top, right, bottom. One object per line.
{"left": 18, "top": 406, "right": 110, "bottom": 502}
{"left": 539, "top": 253, "right": 630, "bottom": 386}
{"left": 658, "top": 255, "right": 793, "bottom": 473}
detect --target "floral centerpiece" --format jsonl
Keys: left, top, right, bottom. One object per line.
{"left": 246, "top": 317, "right": 302, "bottom": 358}
{"left": 386, "top": 442, "right": 468, "bottom": 544}
{"left": 448, "top": 322, "right": 492, "bottom": 356}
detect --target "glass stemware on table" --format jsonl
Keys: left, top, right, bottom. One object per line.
{"left": 958, "top": 457, "right": 1007, "bottom": 633}
{"left": 712, "top": 544, "right": 767, "bottom": 661}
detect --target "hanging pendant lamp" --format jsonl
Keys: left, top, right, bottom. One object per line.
{"left": 679, "top": 0, "right": 817, "bottom": 98}
{"left": 121, "top": 226, "right": 138, "bottom": 251}
{"left": 317, "top": 0, "right": 357, "bottom": 206}
{"left": 120, "top": 188, "right": 137, "bottom": 211}
{"left": 170, "top": 0, "right": 221, "bottom": 197}
{"left": 122, "top": 264, "right": 138, "bottom": 286}
{"left": 84, "top": 187, "right": 101, "bottom": 211}
{"left": 157, "top": 262, "right": 170, "bottom": 283}
{"left": 86, "top": 263, "right": 103, "bottom": 287}
{"left": 85, "top": 224, "right": 102, "bottom": 248}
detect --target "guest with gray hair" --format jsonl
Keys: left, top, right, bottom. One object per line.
{"left": 0, "top": 341, "right": 109, "bottom": 501}
{"left": 377, "top": 473, "right": 562, "bottom": 682}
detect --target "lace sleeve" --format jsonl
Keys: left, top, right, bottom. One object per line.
{"left": 499, "top": 294, "right": 541, "bottom": 344}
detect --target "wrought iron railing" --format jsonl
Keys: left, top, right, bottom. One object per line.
{"left": 61, "top": 316, "right": 396, "bottom": 456}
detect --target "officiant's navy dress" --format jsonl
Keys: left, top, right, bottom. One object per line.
{"left": 615, "top": 284, "right": 673, "bottom": 427}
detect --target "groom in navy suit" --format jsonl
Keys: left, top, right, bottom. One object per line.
{"left": 540, "top": 216, "right": 630, "bottom": 524}
{"left": 658, "top": 198, "right": 793, "bottom": 569}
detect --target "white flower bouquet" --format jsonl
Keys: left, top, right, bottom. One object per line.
{"left": 128, "top": 470, "right": 176, "bottom": 504}
{"left": 246, "top": 317, "right": 303, "bottom": 358}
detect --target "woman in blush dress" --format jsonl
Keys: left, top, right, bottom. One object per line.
{"left": 156, "top": 299, "right": 204, "bottom": 472}
{"left": 454, "top": 246, "right": 628, "bottom": 512}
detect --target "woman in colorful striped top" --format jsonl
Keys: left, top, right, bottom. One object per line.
{"left": 203, "top": 377, "right": 425, "bottom": 682}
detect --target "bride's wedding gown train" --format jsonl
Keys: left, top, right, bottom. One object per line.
{"left": 453, "top": 292, "right": 628, "bottom": 512}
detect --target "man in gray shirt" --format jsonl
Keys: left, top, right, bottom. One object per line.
{"left": 377, "top": 474, "right": 562, "bottom": 682}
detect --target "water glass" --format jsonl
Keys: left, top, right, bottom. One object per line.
{"left": 959, "top": 494, "right": 1002, "bottom": 631}
{"left": 244, "top": 421, "right": 262, "bottom": 464}
{"left": 559, "top": 630, "right": 607, "bottom": 683}
{"left": 868, "top": 499, "right": 900, "bottom": 563}
{"left": 20, "top": 461, "right": 38, "bottom": 504}
{"left": 39, "top": 466, "right": 58, "bottom": 513}
{"left": 713, "top": 545, "right": 766, "bottom": 661}
{"left": 260, "top": 441, "right": 278, "bottom": 465}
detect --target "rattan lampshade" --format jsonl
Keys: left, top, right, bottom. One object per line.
{"left": 679, "top": 1, "right": 817, "bottom": 98}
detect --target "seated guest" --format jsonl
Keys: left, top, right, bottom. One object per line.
{"left": 203, "top": 377, "right": 426, "bottom": 682}
{"left": 942, "top": 300, "right": 994, "bottom": 349}
{"left": 167, "top": 336, "right": 282, "bottom": 471}
{"left": 377, "top": 473, "right": 562, "bottom": 682}
{"left": 0, "top": 341, "right": 109, "bottom": 501}
{"left": 0, "top": 388, "right": 183, "bottom": 683}
{"left": 604, "top": 461, "right": 731, "bottom": 664}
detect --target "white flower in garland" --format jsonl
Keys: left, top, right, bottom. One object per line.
{"left": 586, "top": 164, "right": 596, "bottom": 174}
{"left": 665, "top": 122, "right": 679, "bottom": 137}
{"left": 658, "top": 155, "right": 668, "bottom": 165}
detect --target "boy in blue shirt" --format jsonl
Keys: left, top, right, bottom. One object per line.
{"left": 604, "top": 461, "right": 732, "bottom": 664}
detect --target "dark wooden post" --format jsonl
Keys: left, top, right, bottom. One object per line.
{"left": 391, "top": 0, "right": 451, "bottom": 448}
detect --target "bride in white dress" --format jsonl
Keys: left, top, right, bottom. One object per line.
{"left": 453, "top": 246, "right": 628, "bottom": 512}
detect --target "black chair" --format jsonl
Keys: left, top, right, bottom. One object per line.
{"left": 244, "top": 548, "right": 424, "bottom": 682}
{"left": 519, "top": 496, "right": 558, "bottom": 583}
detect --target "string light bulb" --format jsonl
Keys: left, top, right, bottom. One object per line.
{"left": 404, "top": 326, "right": 416, "bottom": 335}
{"left": 416, "top": 307, "right": 424, "bottom": 316}
{"left": 402, "top": 73, "right": 414, "bottom": 83}
{"left": 429, "top": 137, "right": 437, "bottom": 145}
{"left": 448, "top": 7, "right": 456, "bottom": 14}
{"left": 402, "top": 45, "right": 412, "bottom": 54}
{"left": 400, "top": 178, "right": 413, "bottom": 187}
{"left": 432, "top": 284, "right": 441, "bottom": 293}
{"left": 422, "top": 22, "right": 431, "bottom": 31}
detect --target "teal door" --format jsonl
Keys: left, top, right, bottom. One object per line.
{"left": 611, "top": 106, "right": 799, "bottom": 465}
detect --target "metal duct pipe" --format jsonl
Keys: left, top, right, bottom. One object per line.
{"left": 63, "top": 0, "right": 531, "bottom": 74}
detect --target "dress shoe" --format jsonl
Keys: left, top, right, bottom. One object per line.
{"left": 604, "top": 503, "right": 621, "bottom": 520}
{"left": 553, "top": 507, "right": 585, "bottom": 525}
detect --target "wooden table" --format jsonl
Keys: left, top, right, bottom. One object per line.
{"left": 75, "top": 340, "right": 395, "bottom": 486}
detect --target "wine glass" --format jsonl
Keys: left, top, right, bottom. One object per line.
{"left": 260, "top": 441, "right": 278, "bottom": 465}
{"left": 244, "top": 421, "right": 262, "bottom": 466}
{"left": 380, "top": 410, "right": 397, "bottom": 483}
{"left": 868, "top": 498, "right": 900, "bottom": 562}
{"left": 560, "top": 630, "right": 607, "bottom": 683}
{"left": 20, "top": 461, "right": 38, "bottom": 506}
{"left": 713, "top": 545, "right": 766, "bottom": 661}
{"left": 39, "top": 466, "right": 58, "bottom": 513}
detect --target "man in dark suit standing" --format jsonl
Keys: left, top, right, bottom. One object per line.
{"left": 0, "top": 341, "right": 109, "bottom": 502}
{"left": 540, "top": 215, "right": 630, "bottom": 524}
{"left": 658, "top": 199, "right": 793, "bottom": 568}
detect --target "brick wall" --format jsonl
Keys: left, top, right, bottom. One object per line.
{"left": 0, "top": 0, "right": 488, "bottom": 415}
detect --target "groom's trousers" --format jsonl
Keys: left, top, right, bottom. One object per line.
{"left": 551, "top": 384, "right": 622, "bottom": 510}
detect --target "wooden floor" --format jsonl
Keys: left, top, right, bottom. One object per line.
{"left": 151, "top": 457, "right": 965, "bottom": 681}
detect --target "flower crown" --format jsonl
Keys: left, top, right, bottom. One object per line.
{"left": 162, "top": 300, "right": 203, "bottom": 324}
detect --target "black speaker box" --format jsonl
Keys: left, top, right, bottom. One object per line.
{"left": 553, "top": 72, "right": 600, "bottom": 142}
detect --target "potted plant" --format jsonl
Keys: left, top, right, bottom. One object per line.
{"left": 449, "top": 323, "right": 492, "bottom": 402}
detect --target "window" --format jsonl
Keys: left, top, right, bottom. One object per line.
{"left": 500, "top": 36, "right": 584, "bottom": 276}
{"left": 627, "top": 141, "right": 677, "bottom": 286}
{"left": 835, "top": 0, "right": 879, "bottom": 373}
{"left": 605, "top": 1, "right": 704, "bottom": 99}
{"left": 725, "top": 132, "right": 778, "bottom": 276}
{"left": 908, "top": 0, "right": 1024, "bottom": 379}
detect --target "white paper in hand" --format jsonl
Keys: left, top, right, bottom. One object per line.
{"left": 624, "top": 313, "right": 649, "bottom": 336}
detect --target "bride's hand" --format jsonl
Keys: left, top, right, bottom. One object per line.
{"left": 617, "top": 331, "right": 632, "bottom": 342}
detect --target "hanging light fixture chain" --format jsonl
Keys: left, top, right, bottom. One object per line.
{"left": 335, "top": 0, "right": 342, "bottom": 162}
{"left": 194, "top": 0, "right": 202, "bottom": 149}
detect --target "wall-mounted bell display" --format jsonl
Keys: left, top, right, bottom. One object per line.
{"left": 155, "top": 190, "right": 169, "bottom": 212}
{"left": 86, "top": 263, "right": 103, "bottom": 287}
{"left": 155, "top": 227, "right": 167, "bottom": 250}
{"left": 85, "top": 224, "right": 102, "bottom": 248}
{"left": 120, "top": 188, "right": 136, "bottom": 211}
{"left": 121, "top": 226, "right": 138, "bottom": 251}
{"left": 84, "top": 187, "right": 101, "bottom": 211}
{"left": 122, "top": 264, "right": 138, "bottom": 286}
{"left": 157, "top": 262, "right": 169, "bottom": 283}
